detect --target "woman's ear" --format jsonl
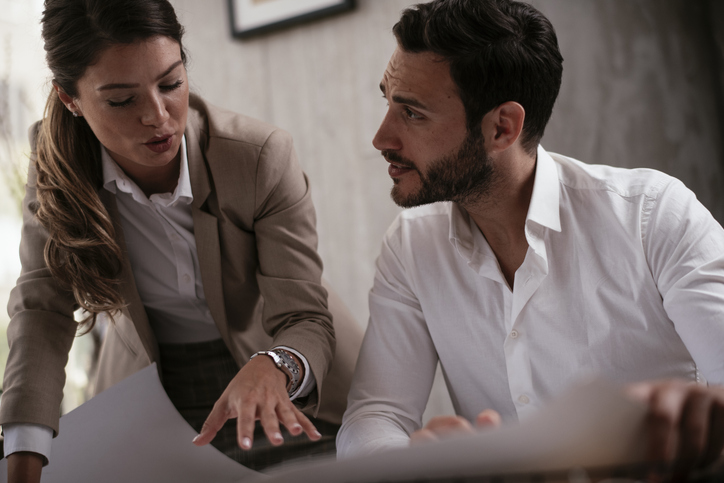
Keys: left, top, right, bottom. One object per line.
{"left": 481, "top": 101, "right": 525, "bottom": 154}
{"left": 53, "top": 83, "right": 81, "bottom": 116}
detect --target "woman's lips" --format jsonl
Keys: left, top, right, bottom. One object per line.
{"left": 144, "top": 134, "right": 173, "bottom": 153}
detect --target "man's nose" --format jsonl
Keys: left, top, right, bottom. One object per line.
{"left": 372, "top": 111, "right": 402, "bottom": 152}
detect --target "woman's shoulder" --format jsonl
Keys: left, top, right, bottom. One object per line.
{"left": 188, "top": 93, "right": 291, "bottom": 150}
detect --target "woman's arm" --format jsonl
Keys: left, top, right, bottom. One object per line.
{"left": 193, "top": 127, "right": 333, "bottom": 450}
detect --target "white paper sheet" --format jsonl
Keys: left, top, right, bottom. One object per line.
{"left": 253, "top": 378, "right": 649, "bottom": 483}
{"left": 0, "top": 364, "right": 258, "bottom": 483}
{"left": 0, "top": 371, "right": 650, "bottom": 482}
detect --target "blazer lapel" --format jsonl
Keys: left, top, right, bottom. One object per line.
{"left": 185, "top": 110, "right": 231, "bottom": 342}
{"left": 100, "top": 190, "right": 159, "bottom": 363}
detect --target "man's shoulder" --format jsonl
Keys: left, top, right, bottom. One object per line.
{"left": 188, "top": 93, "right": 290, "bottom": 149}
{"left": 548, "top": 150, "right": 678, "bottom": 201}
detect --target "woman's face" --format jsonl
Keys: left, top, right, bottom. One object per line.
{"left": 60, "top": 36, "right": 189, "bottom": 180}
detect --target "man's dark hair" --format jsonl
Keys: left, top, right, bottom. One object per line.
{"left": 393, "top": 0, "right": 563, "bottom": 154}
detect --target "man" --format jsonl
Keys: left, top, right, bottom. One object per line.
{"left": 337, "top": 0, "right": 724, "bottom": 479}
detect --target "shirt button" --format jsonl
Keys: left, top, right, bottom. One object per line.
{"left": 182, "top": 274, "right": 191, "bottom": 283}
{"left": 510, "top": 329, "right": 519, "bottom": 339}
{"left": 518, "top": 394, "right": 530, "bottom": 405}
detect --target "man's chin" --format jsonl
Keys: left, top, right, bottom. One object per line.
{"left": 391, "top": 185, "right": 436, "bottom": 209}
{"left": 391, "top": 185, "right": 411, "bottom": 207}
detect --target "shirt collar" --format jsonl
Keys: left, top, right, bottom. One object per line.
{"left": 101, "top": 135, "right": 193, "bottom": 206}
{"left": 449, "top": 203, "right": 496, "bottom": 270}
{"left": 526, "top": 145, "right": 561, "bottom": 233}
{"left": 448, "top": 145, "right": 562, "bottom": 272}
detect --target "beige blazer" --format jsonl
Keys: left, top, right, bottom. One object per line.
{"left": 1, "top": 94, "right": 362, "bottom": 435}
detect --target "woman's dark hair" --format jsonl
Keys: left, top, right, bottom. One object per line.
{"left": 36, "top": 0, "right": 186, "bottom": 329}
{"left": 393, "top": 0, "right": 563, "bottom": 154}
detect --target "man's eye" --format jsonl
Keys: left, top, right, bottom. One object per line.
{"left": 405, "top": 108, "right": 422, "bottom": 120}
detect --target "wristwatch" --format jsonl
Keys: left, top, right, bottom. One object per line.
{"left": 250, "top": 349, "right": 301, "bottom": 396}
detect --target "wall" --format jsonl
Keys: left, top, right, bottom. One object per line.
{"left": 538, "top": 0, "right": 724, "bottom": 220}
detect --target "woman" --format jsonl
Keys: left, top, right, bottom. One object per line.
{"left": 0, "top": 0, "right": 356, "bottom": 480}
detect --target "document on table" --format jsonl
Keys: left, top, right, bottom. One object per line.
{"left": 252, "top": 378, "right": 650, "bottom": 483}
{"left": 0, "top": 364, "right": 258, "bottom": 483}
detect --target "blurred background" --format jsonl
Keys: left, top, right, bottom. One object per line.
{"left": 1, "top": 0, "right": 723, "bottom": 417}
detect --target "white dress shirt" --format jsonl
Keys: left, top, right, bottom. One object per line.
{"left": 337, "top": 146, "right": 724, "bottom": 458}
{"left": 102, "top": 135, "right": 221, "bottom": 343}
{"left": 5, "top": 137, "right": 314, "bottom": 461}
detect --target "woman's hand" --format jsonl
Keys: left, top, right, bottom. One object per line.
{"left": 192, "top": 354, "right": 321, "bottom": 450}
{"left": 7, "top": 452, "right": 43, "bottom": 483}
{"left": 410, "top": 409, "right": 501, "bottom": 445}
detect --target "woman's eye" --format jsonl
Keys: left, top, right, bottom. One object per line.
{"left": 160, "top": 80, "right": 184, "bottom": 91}
{"left": 107, "top": 97, "right": 134, "bottom": 108}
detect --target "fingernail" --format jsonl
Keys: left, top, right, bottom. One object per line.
{"left": 192, "top": 435, "right": 200, "bottom": 443}
{"left": 314, "top": 430, "right": 322, "bottom": 438}
{"left": 273, "top": 432, "right": 284, "bottom": 443}
{"left": 241, "top": 437, "right": 252, "bottom": 449}
{"left": 291, "top": 424, "right": 302, "bottom": 434}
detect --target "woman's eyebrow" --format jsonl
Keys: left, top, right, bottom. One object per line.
{"left": 97, "top": 60, "right": 183, "bottom": 91}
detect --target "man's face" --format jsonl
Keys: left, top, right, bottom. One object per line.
{"left": 374, "top": 47, "right": 494, "bottom": 208}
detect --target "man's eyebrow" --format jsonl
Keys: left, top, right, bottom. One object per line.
{"left": 97, "top": 60, "right": 184, "bottom": 91}
{"left": 380, "top": 83, "right": 429, "bottom": 110}
{"left": 392, "top": 95, "right": 428, "bottom": 111}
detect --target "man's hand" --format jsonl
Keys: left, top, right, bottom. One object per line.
{"left": 410, "top": 409, "right": 501, "bottom": 445}
{"left": 192, "top": 354, "right": 321, "bottom": 450}
{"left": 7, "top": 451, "right": 43, "bottom": 483}
{"left": 627, "top": 380, "right": 724, "bottom": 481}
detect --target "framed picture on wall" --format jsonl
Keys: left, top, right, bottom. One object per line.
{"left": 229, "top": 0, "right": 355, "bottom": 39}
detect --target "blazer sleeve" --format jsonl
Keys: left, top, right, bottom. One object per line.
{"left": 0, "top": 124, "right": 78, "bottom": 436}
{"left": 252, "top": 129, "right": 335, "bottom": 409}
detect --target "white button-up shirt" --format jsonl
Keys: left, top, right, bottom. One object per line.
{"left": 337, "top": 146, "right": 724, "bottom": 458}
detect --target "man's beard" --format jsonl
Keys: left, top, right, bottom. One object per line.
{"left": 383, "top": 131, "right": 494, "bottom": 208}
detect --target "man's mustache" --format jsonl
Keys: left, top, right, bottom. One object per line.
{"left": 381, "top": 150, "right": 416, "bottom": 170}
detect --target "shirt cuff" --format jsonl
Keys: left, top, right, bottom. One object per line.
{"left": 3, "top": 423, "right": 53, "bottom": 465}
{"left": 273, "top": 346, "right": 316, "bottom": 400}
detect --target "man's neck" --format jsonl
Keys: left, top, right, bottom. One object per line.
{"left": 463, "top": 149, "right": 537, "bottom": 288}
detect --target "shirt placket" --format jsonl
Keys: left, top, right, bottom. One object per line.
{"left": 504, "top": 229, "right": 548, "bottom": 420}
{"left": 152, "top": 202, "right": 196, "bottom": 299}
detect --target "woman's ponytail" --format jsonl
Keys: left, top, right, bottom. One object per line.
{"left": 35, "top": 90, "right": 124, "bottom": 329}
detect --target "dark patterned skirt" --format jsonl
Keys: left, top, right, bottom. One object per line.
{"left": 158, "top": 338, "right": 339, "bottom": 471}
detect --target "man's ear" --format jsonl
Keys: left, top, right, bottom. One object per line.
{"left": 53, "top": 83, "right": 80, "bottom": 114}
{"left": 481, "top": 101, "right": 525, "bottom": 154}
